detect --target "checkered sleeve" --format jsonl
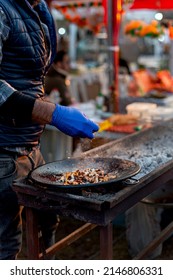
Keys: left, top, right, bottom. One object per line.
{"left": 0, "top": 7, "right": 16, "bottom": 106}
{"left": 0, "top": 7, "right": 10, "bottom": 61}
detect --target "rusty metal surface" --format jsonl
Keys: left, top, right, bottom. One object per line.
{"left": 83, "top": 119, "right": 173, "bottom": 181}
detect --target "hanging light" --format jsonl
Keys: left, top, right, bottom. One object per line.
{"left": 154, "top": 12, "right": 163, "bottom": 21}
{"left": 58, "top": 27, "right": 66, "bottom": 35}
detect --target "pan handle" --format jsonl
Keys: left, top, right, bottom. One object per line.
{"left": 25, "top": 170, "right": 35, "bottom": 185}
{"left": 122, "top": 177, "right": 139, "bottom": 186}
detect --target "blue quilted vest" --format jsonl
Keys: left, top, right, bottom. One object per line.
{"left": 0, "top": 0, "right": 57, "bottom": 147}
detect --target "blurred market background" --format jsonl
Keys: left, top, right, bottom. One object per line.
{"left": 41, "top": 0, "right": 173, "bottom": 162}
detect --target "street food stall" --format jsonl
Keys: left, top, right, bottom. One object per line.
{"left": 13, "top": 118, "right": 173, "bottom": 259}
{"left": 10, "top": 1, "right": 173, "bottom": 260}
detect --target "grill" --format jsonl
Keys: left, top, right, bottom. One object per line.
{"left": 13, "top": 119, "right": 173, "bottom": 224}
{"left": 12, "top": 119, "right": 173, "bottom": 259}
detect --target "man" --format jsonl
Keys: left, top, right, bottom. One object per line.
{"left": 45, "top": 50, "right": 74, "bottom": 106}
{"left": 0, "top": 0, "right": 99, "bottom": 260}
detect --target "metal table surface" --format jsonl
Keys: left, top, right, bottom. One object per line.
{"left": 13, "top": 119, "right": 173, "bottom": 259}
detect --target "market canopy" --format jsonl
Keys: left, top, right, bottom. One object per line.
{"left": 49, "top": 1, "right": 173, "bottom": 11}
{"left": 130, "top": 0, "right": 173, "bottom": 10}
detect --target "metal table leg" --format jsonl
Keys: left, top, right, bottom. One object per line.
{"left": 99, "top": 223, "right": 113, "bottom": 259}
{"left": 25, "top": 207, "right": 39, "bottom": 260}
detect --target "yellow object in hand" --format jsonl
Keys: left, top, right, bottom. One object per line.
{"left": 98, "top": 120, "right": 112, "bottom": 132}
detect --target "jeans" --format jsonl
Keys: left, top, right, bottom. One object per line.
{"left": 0, "top": 148, "right": 59, "bottom": 260}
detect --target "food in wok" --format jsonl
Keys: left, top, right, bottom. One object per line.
{"left": 39, "top": 168, "right": 117, "bottom": 185}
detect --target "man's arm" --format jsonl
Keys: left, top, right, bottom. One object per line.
{"left": 32, "top": 98, "right": 56, "bottom": 124}
{"left": 32, "top": 98, "right": 99, "bottom": 139}
{"left": 0, "top": 90, "right": 99, "bottom": 139}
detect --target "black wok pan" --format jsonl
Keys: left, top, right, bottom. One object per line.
{"left": 30, "top": 157, "right": 141, "bottom": 190}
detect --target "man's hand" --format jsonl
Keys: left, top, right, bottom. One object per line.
{"left": 50, "top": 104, "right": 99, "bottom": 139}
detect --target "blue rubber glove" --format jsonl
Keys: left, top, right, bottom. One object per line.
{"left": 50, "top": 104, "right": 99, "bottom": 139}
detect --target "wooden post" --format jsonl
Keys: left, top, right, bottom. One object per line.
{"left": 105, "top": 0, "right": 122, "bottom": 113}
{"left": 112, "top": 0, "right": 122, "bottom": 113}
